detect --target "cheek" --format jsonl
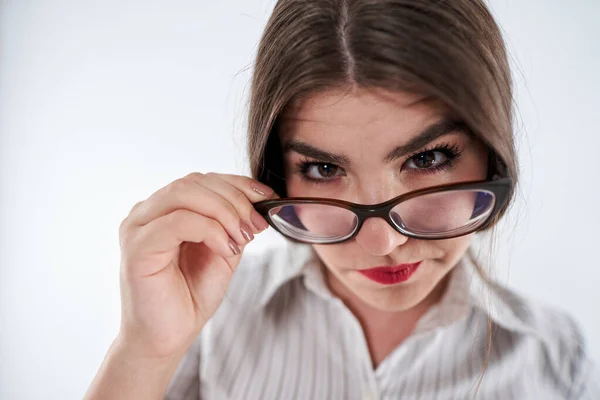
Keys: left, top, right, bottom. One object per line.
{"left": 283, "top": 157, "right": 302, "bottom": 196}
{"left": 313, "top": 241, "right": 374, "bottom": 279}
{"left": 312, "top": 243, "right": 356, "bottom": 271}
{"left": 284, "top": 172, "right": 302, "bottom": 196}
{"left": 394, "top": 190, "right": 487, "bottom": 233}
{"left": 432, "top": 234, "right": 474, "bottom": 264}
{"left": 284, "top": 168, "right": 328, "bottom": 197}
{"left": 313, "top": 235, "right": 474, "bottom": 270}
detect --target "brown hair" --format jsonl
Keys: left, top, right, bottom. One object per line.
{"left": 247, "top": 0, "right": 517, "bottom": 395}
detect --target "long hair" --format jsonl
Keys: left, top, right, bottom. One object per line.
{"left": 246, "top": 0, "right": 517, "bottom": 394}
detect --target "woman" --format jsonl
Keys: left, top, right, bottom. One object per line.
{"left": 85, "top": 0, "right": 597, "bottom": 399}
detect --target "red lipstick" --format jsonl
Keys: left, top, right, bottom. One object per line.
{"left": 358, "top": 261, "right": 422, "bottom": 285}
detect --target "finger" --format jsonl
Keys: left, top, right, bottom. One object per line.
{"left": 125, "top": 210, "right": 242, "bottom": 274}
{"left": 126, "top": 178, "right": 250, "bottom": 246}
{"left": 205, "top": 173, "right": 278, "bottom": 203}
{"left": 198, "top": 173, "right": 272, "bottom": 233}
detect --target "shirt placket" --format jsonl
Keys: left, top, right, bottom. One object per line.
{"left": 336, "top": 298, "right": 380, "bottom": 400}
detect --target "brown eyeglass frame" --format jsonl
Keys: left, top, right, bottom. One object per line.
{"left": 254, "top": 178, "right": 512, "bottom": 243}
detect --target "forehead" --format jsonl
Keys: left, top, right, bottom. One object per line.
{"left": 279, "top": 87, "right": 452, "bottom": 146}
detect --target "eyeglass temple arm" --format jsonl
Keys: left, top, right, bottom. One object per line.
{"left": 488, "top": 149, "right": 509, "bottom": 181}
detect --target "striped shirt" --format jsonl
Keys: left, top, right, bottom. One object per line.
{"left": 165, "top": 242, "right": 598, "bottom": 399}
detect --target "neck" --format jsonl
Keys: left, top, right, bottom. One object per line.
{"left": 325, "top": 267, "right": 450, "bottom": 369}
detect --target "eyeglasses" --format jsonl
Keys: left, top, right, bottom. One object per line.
{"left": 254, "top": 178, "right": 512, "bottom": 244}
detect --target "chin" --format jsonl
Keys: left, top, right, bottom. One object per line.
{"left": 356, "top": 281, "right": 432, "bottom": 311}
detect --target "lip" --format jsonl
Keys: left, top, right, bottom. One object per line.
{"left": 358, "top": 261, "right": 423, "bottom": 285}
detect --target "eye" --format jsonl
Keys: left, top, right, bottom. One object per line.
{"left": 405, "top": 150, "right": 449, "bottom": 170}
{"left": 296, "top": 160, "right": 346, "bottom": 183}
{"left": 304, "top": 163, "right": 342, "bottom": 179}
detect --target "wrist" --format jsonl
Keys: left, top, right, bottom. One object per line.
{"left": 112, "top": 332, "right": 189, "bottom": 365}
{"left": 83, "top": 335, "right": 187, "bottom": 400}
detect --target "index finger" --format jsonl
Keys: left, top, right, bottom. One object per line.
{"left": 208, "top": 174, "right": 279, "bottom": 203}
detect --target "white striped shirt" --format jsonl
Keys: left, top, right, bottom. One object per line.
{"left": 165, "top": 242, "right": 598, "bottom": 399}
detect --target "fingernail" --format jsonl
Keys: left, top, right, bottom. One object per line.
{"left": 240, "top": 222, "right": 254, "bottom": 242}
{"left": 228, "top": 238, "right": 241, "bottom": 255}
{"left": 250, "top": 210, "right": 270, "bottom": 231}
{"left": 251, "top": 182, "right": 274, "bottom": 197}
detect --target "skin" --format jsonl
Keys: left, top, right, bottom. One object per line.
{"left": 85, "top": 172, "right": 277, "bottom": 399}
{"left": 85, "top": 86, "right": 490, "bottom": 399}
{"left": 279, "top": 86, "right": 489, "bottom": 367}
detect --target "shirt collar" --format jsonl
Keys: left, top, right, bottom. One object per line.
{"left": 258, "top": 241, "right": 315, "bottom": 307}
{"left": 258, "top": 242, "right": 529, "bottom": 335}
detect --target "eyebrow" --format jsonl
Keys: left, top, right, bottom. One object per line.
{"left": 383, "top": 118, "right": 472, "bottom": 162}
{"left": 282, "top": 118, "right": 472, "bottom": 166}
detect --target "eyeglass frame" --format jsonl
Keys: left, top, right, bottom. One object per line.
{"left": 253, "top": 177, "right": 512, "bottom": 243}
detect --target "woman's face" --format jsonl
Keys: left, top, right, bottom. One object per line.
{"left": 279, "top": 87, "right": 489, "bottom": 311}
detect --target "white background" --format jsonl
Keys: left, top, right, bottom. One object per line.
{"left": 1, "top": 1, "right": 599, "bottom": 398}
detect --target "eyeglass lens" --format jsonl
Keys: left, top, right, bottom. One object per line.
{"left": 267, "top": 190, "right": 495, "bottom": 243}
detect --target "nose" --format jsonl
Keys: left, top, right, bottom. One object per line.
{"left": 354, "top": 217, "right": 409, "bottom": 256}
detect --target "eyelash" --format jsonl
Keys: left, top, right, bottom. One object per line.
{"left": 294, "top": 142, "right": 463, "bottom": 184}
{"left": 405, "top": 142, "right": 463, "bottom": 174}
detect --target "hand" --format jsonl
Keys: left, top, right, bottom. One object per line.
{"left": 116, "top": 172, "right": 275, "bottom": 358}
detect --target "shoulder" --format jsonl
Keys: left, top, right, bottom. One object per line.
{"left": 488, "top": 283, "right": 595, "bottom": 397}
{"left": 492, "top": 283, "right": 584, "bottom": 345}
